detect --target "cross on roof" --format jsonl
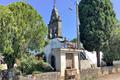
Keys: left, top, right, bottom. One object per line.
{"left": 53, "top": 0, "right": 56, "bottom": 8}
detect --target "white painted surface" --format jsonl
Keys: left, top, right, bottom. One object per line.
{"left": 44, "top": 38, "right": 64, "bottom": 62}
{"left": 60, "top": 52, "right": 66, "bottom": 76}
{"left": 113, "top": 61, "right": 120, "bottom": 65}
{"left": 82, "top": 50, "right": 103, "bottom": 66}
{"left": 80, "top": 60, "right": 92, "bottom": 69}
{"left": 74, "top": 53, "right": 79, "bottom": 74}
{"left": 53, "top": 50, "right": 61, "bottom": 71}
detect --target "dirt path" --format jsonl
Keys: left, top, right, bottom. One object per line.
{"left": 97, "top": 73, "right": 120, "bottom": 80}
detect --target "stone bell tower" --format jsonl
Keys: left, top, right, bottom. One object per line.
{"left": 48, "top": 0, "right": 62, "bottom": 39}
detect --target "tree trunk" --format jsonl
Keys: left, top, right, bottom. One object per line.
{"left": 96, "top": 51, "right": 100, "bottom": 67}
{"left": 3, "top": 54, "right": 15, "bottom": 80}
{"left": 7, "top": 62, "right": 14, "bottom": 70}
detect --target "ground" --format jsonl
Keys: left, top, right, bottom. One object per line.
{"left": 97, "top": 73, "right": 120, "bottom": 80}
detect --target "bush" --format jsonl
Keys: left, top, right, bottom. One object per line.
{"left": 102, "top": 50, "right": 120, "bottom": 66}
{"left": 102, "top": 27, "right": 120, "bottom": 66}
{"left": 17, "top": 54, "right": 53, "bottom": 75}
{"left": 102, "top": 52, "right": 114, "bottom": 66}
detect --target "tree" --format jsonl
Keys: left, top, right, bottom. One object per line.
{"left": 8, "top": 2, "right": 47, "bottom": 52}
{"left": 0, "top": 5, "right": 15, "bottom": 69}
{"left": 0, "top": 2, "right": 47, "bottom": 69}
{"left": 103, "top": 25, "right": 120, "bottom": 66}
{"left": 71, "top": 38, "right": 77, "bottom": 43}
{"left": 78, "top": 0, "right": 116, "bottom": 67}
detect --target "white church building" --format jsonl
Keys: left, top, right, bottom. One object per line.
{"left": 44, "top": 38, "right": 103, "bottom": 70}
{"left": 43, "top": 3, "right": 104, "bottom": 79}
{"left": 43, "top": 3, "right": 103, "bottom": 72}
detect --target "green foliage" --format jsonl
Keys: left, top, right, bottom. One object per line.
{"left": 102, "top": 52, "right": 114, "bottom": 65}
{"left": 8, "top": 2, "right": 47, "bottom": 52}
{"left": 103, "top": 26, "right": 120, "bottom": 64}
{"left": 78, "top": 0, "right": 116, "bottom": 66}
{"left": 0, "top": 6, "right": 14, "bottom": 54}
{"left": 0, "top": 6, "right": 15, "bottom": 69}
{"left": 0, "top": 2, "right": 47, "bottom": 69}
{"left": 79, "top": 0, "right": 116, "bottom": 51}
{"left": 17, "top": 54, "right": 53, "bottom": 75}
{"left": 71, "top": 38, "right": 77, "bottom": 43}
{"left": 44, "top": 39, "right": 50, "bottom": 47}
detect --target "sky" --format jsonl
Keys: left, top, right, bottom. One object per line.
{"left": 0, "top": 0, "right": 120, "bottom": 40}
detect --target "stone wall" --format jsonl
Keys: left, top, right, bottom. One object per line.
{"left": 17, "top": 65, "right": 120, "bottom": 80}
{"left": 19, "top": 72, "right": 60, "bottom": 80}
{"left": 81, "top": 68, "right": 97, "bottom": 80}
{"left": 81, "top": 65, "right": 120, "bottom": 80}
{"left": 80, "top": 60, "right": 94, "bottom": 69}
{"left": 97, "top": 65, "right": 120, "bottom": 77}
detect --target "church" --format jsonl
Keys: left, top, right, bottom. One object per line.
{"left": 44, "top": 1, "right": 103, "bottom": 78}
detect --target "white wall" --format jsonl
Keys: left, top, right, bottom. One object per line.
{"left": 74, "top": 53, "right": 79, "bottom": 74}
{"left": 60, "top": 52, "right": 66, "bottom": 76}
{"left": 52, "top": 49, "right": 61, "bottom": 71}
{"left": 44, "top": 38, "right": 64, "bottom": 62}
{"left": 82, "top": 50, "right": 103, "bottom": 66}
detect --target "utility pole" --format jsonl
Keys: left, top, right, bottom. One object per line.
{"left": 76, "top": 0, "right": 81, "bottom": 49}
{"left": 76, "top": 1, "right": 82, "bottom": 80}
{"left": 68, "top": 0, "right": 81, "bottom": 49}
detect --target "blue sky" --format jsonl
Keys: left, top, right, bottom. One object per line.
{"left": 0, "top": 0, "right": 120, "bottom": 40}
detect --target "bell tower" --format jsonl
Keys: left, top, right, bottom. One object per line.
{"left": 48, "top": 0, "right": 62, "bottom": 39}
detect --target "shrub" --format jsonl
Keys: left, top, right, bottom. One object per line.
{"left": 102, "top": 52, "right": 114, "bottom": 66}
{"left": 17, "top": 54, "right": 53, "bottom": 75}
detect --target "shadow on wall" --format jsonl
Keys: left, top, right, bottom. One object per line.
{"left": 51, "top": 55, "right": 56, "bottom": 71}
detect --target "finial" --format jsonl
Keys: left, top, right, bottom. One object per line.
{"left": 53, "top": 0, "right": 56, "bottom": 8}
